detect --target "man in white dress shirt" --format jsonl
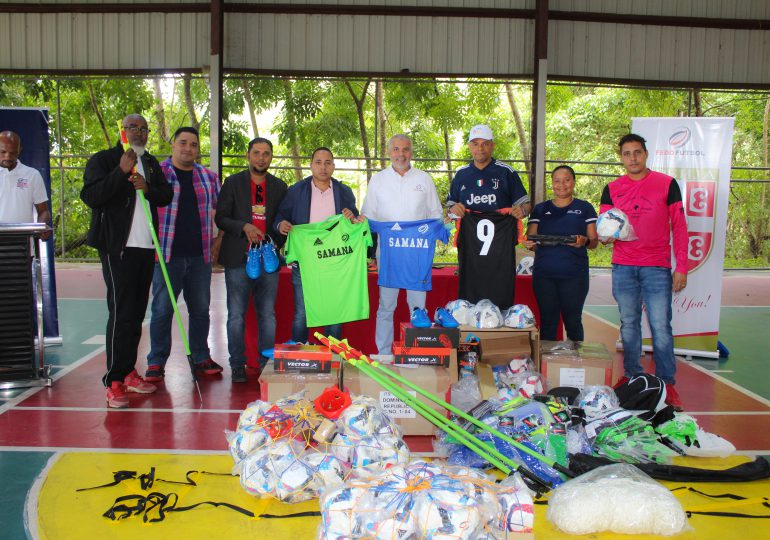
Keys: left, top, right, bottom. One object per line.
{"left": 361, "top": 134, "right": 444, "bottom": 355}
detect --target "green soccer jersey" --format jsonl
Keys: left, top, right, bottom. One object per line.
{"left": 284, "top": 214, "right": 373, "bottom": 327}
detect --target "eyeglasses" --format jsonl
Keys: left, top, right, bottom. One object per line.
{"left": 123, "top": 125, "right": 151, "bottom": 135}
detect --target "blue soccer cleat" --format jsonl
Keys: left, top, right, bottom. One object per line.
{"left": 434, "top": 307, "right": 460, "bottom": 328}
{"left": 261, "top": 237, "right": 280, "bottom": 273}
{"left": 246, "top": 243, "right": 262, "bottom": 279}
{"left": 410, "top": 307, "right": 432, "bottom": 328}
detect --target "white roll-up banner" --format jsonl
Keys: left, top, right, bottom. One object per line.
{"left": 632, "top": 117, "right": 734, "bottom": 358}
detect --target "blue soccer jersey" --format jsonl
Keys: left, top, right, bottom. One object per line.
{"left": 528, "top": 198, "right": 597, "bottom": 278}
{"left": 369, "top": 219, "right": 450, "bottom": 291}
{"left": 448, "top": 159, "right": 530, "bottom": 212}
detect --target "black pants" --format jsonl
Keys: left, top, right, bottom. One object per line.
{"left": 99, "top": 247, "right": 155, "bottom": 386}
{"left": 533, "top": 272, "right": 590, "bottom": 341}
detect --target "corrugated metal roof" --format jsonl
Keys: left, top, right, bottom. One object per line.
{"left": 225, "top": 12, "right": 533, "bottom": 75}
{"left": 549, "top": 20, "right": 770, "bottom": 85}
{"left": 0, "top": 11, "right": 210, "bottom": 71}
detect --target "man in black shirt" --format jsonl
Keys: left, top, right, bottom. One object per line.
{"left": 145, "top": 127, "right": 222, "bottom": 383}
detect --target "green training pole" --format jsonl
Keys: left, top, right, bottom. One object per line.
{"left": 319, "top": 333, "right": 573, "bottom": 479}
{"left": 345, "top": 357, "right": 516, "bottom": 476}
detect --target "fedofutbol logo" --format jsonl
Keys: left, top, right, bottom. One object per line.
{"left": 669, "top": 127, "right": 691, "bottom": 148}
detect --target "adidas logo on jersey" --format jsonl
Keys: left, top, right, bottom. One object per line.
{"left": 391, "top": 223, "right": 402, "bottom": 231}
{"left": 388, "top": 237, "right": 429, "bottom": 249}
{"left": 314, "top": 237, "right": 323, "bottom": 246}
{"left": 466, "top": 193, "right": 497, "bottom": 205}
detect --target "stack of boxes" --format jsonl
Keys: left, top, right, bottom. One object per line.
{"left": 259, "top": 344, "right": 340, "bottom": 402}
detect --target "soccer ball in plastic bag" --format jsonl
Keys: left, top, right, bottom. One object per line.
{"left": 503, "top": 304, "right": 536, "bottom": 328}
{"left": 471, "top": 299, "right": 503, "bottom": 329}
{"left": 516, "top": 256, "right": 534, "bottom": 275}
{"left": 445, "top": 299, "right": 474, "bottom": 326}
{"left": 597, "top": 208, "right": 632, "bottom": 240}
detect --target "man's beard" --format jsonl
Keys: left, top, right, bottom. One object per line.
{"left": 251, "top": 165, "right": 268, "bottom": 174}
{"left": 131, "top": 144, "right": 146, "bottom": 157}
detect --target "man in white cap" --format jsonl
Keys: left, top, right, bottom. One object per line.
{"left": 447, "top": 125, "right": 530, "bottom": 309}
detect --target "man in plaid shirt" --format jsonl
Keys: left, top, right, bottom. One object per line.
{"left": 145, "top": 127, "right": 222, "bottom": 382}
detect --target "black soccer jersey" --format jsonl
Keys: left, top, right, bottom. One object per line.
{"left": 456, "top": 211, "right": 516, "bottom": 310}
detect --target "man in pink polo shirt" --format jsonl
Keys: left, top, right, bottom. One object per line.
{"left": 600, "top": 133, "right": 689, "bottom": 410}
{"left": 275, "top": 147, "right": 359, "bottom": 342}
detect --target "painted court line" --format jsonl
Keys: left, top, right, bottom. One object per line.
{"left": 0, "top": 345, "right": 106, "bottom": 416}
{"left": 583, "top": 311, "right": 770, "bottom": 409}
{"left": 13, "top": 406, "right": 243, "bottom": 414}
{"left": 1, "top": 446, "right": 229, "bottom": 455}
{"left": 688, "top": 411, "right": 770, "bottom": 416}
{"left": 23, "top": 451, "right": 60, "bottom": 540}
{"left": 81, "top": 335, "right": 105, "bottom": 345}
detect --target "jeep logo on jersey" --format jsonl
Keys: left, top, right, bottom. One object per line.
{"left": 313, "top": 237, "right": 323, "bottom": 246}
{"left": 317, "top": 245, "right": 353, "bottom": 258}
{"left": 418, "top": 224, "right": 429, "bottom": 234}
{"left": 466, "top": 193, "right": 497, "bottom": 206}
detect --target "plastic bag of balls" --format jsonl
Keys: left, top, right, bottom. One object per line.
{"left": 596, "top": 207, "right": 637, "bottom": 242}
{"left": 577, "top": 385, "right": 620, "bottom": 418}
{"left": 503, "top": 304, "right": 536, "bottom": 328}
{"left": 513, "top": 371, "right": 547, "bottom": 399}
{"left": 471, "top": 299, "right": 503, "bottom": 329}
{"left": 445, "top": 299, "right": 474, "bottom": 326}
{"left": 318, "top": 460, "right": 535, "bottom": 540}
{"left": 230, "top": 393, "right": 410, "bottom": 503}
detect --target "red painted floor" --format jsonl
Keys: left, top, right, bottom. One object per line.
{"left": 2, "top": 264, "right": 765, "bottom": 457}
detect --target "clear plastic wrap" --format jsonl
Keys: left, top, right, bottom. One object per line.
{"left": 512, "top": 371, "right": 547, "bottom": 399}
{"left": 577, "top": 385, "right": 620, "bottom": 418}
{"left": 229, "top": 392, "right": 410, "bottom": 503}
{"left": 593, "top": 415, "right": 677, "bottom": 464}
{"left": 471, "top": 299, "right": 503, "bottom": 329}
{"left": 450, "top": 374, "right": 483, "bottom": 412}
{"left": 547, "top": 464, "right": 690, "bottom": 535}
{"left": 317, "top": 460, "right": 507, "bottom": 540}
{"left": 596, "top": 207, "right": 638, "bottom": 242}
{"left": 445, "top": 299, "right": 475, "bottom": 326}
{"left": 502, "top": 304, "right": 536, "bottom": 329}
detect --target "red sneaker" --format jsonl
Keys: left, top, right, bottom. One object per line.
{"left": 196, "top": 359, "right": 224, "bottom": 375}
{"left": 665, "top": 384, "right": 683, "bottom": 411}
{"left": 124, "top": 370, "right": 157, "bottom": 394}
{"left": 144, "top": 365, "right": 165, "bottom": 382}
{"left": 612, "top": 376, "right": 630, "bottom": 389}
{"left": 106, "top": 382, "right": 129, "bottom": 408}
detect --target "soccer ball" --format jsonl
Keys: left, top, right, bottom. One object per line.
{"left": 504, "top": 304, "right": 536, "bottom": 328}
{"left": 597, "top": 208, "right": 632, "bottom": 240}
{"left": 445, "top": 299, "right": 474, "bottom": 326}
{"left": 517, "top": 256, "right": 534, "bottom": 275}
{"left": 471, "top": 300, "right": 503, "bottom": 329}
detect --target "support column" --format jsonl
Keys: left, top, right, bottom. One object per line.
{"left": 530, "top": 0, "right": 548, "bottom": 204}
{"left": 209, "top": 0, "right": 224, "bottom": 175}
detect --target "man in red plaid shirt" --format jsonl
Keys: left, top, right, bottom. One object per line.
{"left": 145, "top": 126, "right": 222, "bottom": 382}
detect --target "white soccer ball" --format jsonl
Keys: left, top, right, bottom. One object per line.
{"left": 514, "top": 372, "right": 546, "bottom": 398}
{"left": 471, "top": 300, "right": 503, "bottom": 329}
{"left": 228, "top": 424, "right": 270, "bottom": 463}
{"left": 446, "top": 299, "right": 475, "bottom": 326}
{"left": 503, "top": 304, "right": 536, "bottom": 329}
{"left": 577, "top": 386, "right": 620, "bottom": 418}
{"left": 597, "top": 208, "right": 632, "bottom": 240}
{"left": 517, "top": 256, "right": 534, "bottom": 275}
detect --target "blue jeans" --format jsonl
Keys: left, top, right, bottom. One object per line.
{"left": 612, "top": 264, "right": 676, "bottom": 384}
{"left": 148, "top": 256, "right": 212, "bottom": 367}
{"left": 225, "top": 265, "right": 279, "bottom": 368}
{"left": 291, "top": 265, "right": 342, "bottom": 343}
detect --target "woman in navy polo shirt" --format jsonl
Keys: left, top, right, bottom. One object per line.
{"left": 523, "top": 166, "right": 598, "bottom": 341}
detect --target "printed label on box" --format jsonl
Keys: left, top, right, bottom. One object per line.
{"left": 559, "top": 367, "right": 586, "bottom": 387}
{"left": 379, "top": 390, "right": 417, "bottom": 418}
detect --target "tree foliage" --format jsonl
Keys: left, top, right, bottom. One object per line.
{"left": 1, "top": 75, "right": 767, "bottom": 264}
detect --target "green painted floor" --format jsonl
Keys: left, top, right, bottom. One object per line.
{"left": 584, "top": 305, "right": 770, "bottom": 400}
{"left": 0, "top": 451, "right": 54, "bottom": 539}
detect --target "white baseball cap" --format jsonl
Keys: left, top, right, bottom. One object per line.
{"left": 468, "top": 124, "right": 494, "bottom": 142}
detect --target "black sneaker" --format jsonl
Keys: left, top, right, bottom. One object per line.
{"left": 231, "top": 366, "right": 247, "bottom": 383}
{"left": 196, "top": 358, "right": 223, "bottom": 375}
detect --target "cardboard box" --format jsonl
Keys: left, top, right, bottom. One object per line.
{"left": 392, "top": 342, "right": 452, "bottom": 368}
{"left": 259, "top": 363, "right": 340, "bottom": 402}
{"left": 400, "top": 323, "right": 460, "bottom": 349}
{"left": 343, "top": 352, "right": 457, "bottom": 436}
{"left": 273, "top": 345, "right": 339, "bottom": 372}
{"left": 541, "top": 342, "right": 613, "bottom": 389}
{"left": 274, "top": 357, "right": 335, "bottom": 373}
{"left": 460, "top": 326, "right": 540, "bottom": 369}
